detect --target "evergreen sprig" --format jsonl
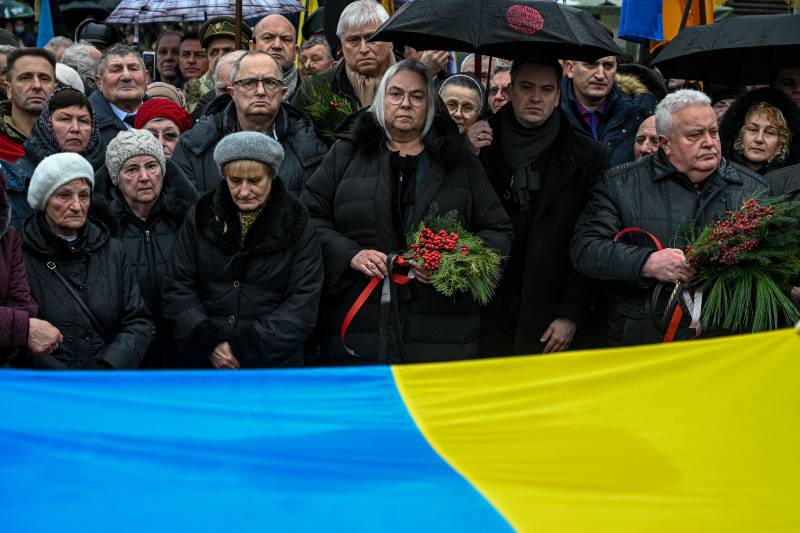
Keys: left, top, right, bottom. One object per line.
{"left": 302, "top": 77, "right": 355, "bottom": 145}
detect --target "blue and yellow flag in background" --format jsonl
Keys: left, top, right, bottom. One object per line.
{"left": 2, "top": 329, "right": 799, "bottom": 532}
{"left": 619, "top": 0, "right": 718, "bottom": 46}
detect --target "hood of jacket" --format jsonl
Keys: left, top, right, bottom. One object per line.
{"left": 195, "top": 175, "right": 308, "bottom": 256}
{"left": 20, "top": 211, "right": 111, "bottom": 258}
{"left": 719, "top": 87, "right": 800, "bottom": 172}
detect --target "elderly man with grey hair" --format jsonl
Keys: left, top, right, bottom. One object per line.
{"left": 292, "top": 0, "right": 394, "bottom": 111}
{"left": 172, "top": 50, "right": 327, "bottom": 194}
{"left": 61, "top": 41, "right": 102, "bottom": 96}
{"left": 570, "top": 89, "right": 768, "bottom": 346}
{"left": 192, "top": 49, "right": 247, "bottom": 119}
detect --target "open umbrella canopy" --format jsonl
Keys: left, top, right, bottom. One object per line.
{"left": 0, "top": 0, "right": 34, "bottom": 19}
{"left": 106, "top": 0, "right": 302, "bottom": 24}
{"left": 371, "top": 0, "right": 622, "bottom": 61}
{"left": 652, "top": 13, "right": 800, "bottom": 86}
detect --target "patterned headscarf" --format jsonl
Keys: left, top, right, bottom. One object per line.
{"left": 36, "top": 88, "right": 100, "bottom": 155}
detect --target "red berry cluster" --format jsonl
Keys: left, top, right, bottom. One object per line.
{"left": 409, "top": 228, "right": 469, "bottom": 271}
{"left": 686, "top": 199, "right": 774, "bottom": 266}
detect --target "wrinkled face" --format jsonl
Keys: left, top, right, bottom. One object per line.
{"left": 51, "top": 105, "right": 93, "bottom": 153}
{"left": 254, "top": 15, "right": 297, "bottom": 71}
{"left": 45, "top": 179, "right": 91, "bottom": 236}
{"left": 156, "top": 34, "right": 180, "bottom": 80}
{"left": 143, "top": 117, "right": 180, "bottom": 159}
{"left": 228, "top": 55, "right": 286, "bottom": 122}
{"left": 510, "top": 63, "right": 560, "bottom": 128}
{"left": 179, "top": 38, "right": 208, "bottom": 80}
{"left": 299, "top": 44, "right": 334, "bottom": 77}
{"left": 461, "top": 58, "right": 489, "bottom": 86}
{"left": 634, "top": 115, "right": 658, "bottom": 159}
{"left": 442, "top": 85, "right": 479, "bottom": 135}
{"left": 118, "top": 155, "right": 164, "bottom": 207}
{"left": 207, "top": 36, "right": 237, "bottom": 73}
{"left": 384, "top": 69, "right": 428, "bottom": 138}
{"left": 712, "top": 98, "right": 735, "bottom": 120}
{"left": 225, "top": 161, "right": 272, "bottom": 212}
{"left": 6, "top": 55, "right": 55, "bottom": 114}
{"left": 739, "top": 111, "right": 780, "bottom": 168}
{"left": 567, "top": 56, "right": 617, "bottom": 104}
{"left": 775, "top": 66, "right": 800, "bottom": 107}
{"left": 660, "top": 104, "right": 721, "bottom": 182}
{"left": 341, "top": 23, "right": 393, "bottom": 77}
{"left": 96, "top": 54, "right": 148, "bottom": 107}
{"left": 488, "top": 70, "right": 511, "bottom": 114}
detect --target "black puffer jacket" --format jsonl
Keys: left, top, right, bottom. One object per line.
{"left": 301, "top": 111, "right": 513, "bottom": 365}
{"left": 162, "top": 177, "right": 323, "bottom": 368}
{"left": 93, "top": 160, "right": 199, "bottom": 368}
{"left": 171, "top": 95, "right": 328, "bottom": 194}
{"left": 719, "top": 87, "right": 800, "bottom": 175}
{"left": 570, "top": 150, "right": 767, "bottom": 346}
{"left": 17, "top": 214, "right": 152, "bottom": 369}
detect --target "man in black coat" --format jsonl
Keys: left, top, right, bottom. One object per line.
{"left": 171, "top": 51, "right": 327, "bottom": 195}
{"left": 473, "top": 57, "right": 608, "bottom": 357}
{"left": 570, "top": 90, "right": 768, "bottom": 346}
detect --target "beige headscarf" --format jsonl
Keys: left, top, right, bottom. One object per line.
{"left": 346, "top": 53, "right": 397, "bottom": 108}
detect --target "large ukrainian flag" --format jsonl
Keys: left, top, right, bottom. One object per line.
{"left": 1, "top": 329, "right": 799, "bottom": 532}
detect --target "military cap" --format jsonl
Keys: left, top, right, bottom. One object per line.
{"left": 198, "top": 16, "right": 253, "bottom": 50}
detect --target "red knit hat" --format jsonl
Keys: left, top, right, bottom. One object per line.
{"left": 134, "top": 97, "right": 193, "bottom": 133}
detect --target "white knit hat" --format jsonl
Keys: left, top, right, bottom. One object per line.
{"left": 28, "top": 153, "right": 95, "bottom": 211}
{"left": 55, "top": 63, "right": 85, "bottom": 94}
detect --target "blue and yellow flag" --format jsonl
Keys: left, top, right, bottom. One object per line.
{"left": 2, "top": 329, "right": 799, "bottom": 531}
{"left": 619, "top": 0, "right": 717, "bottom": 45}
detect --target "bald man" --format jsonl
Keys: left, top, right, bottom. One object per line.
{"left": 254, "top": 14, "right": 301, "bottom": 102}
{"left": 633, "top": 115, "right": 659, "bottom": 160}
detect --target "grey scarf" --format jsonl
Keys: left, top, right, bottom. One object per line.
{"left": 283, "top": 65, "right": 300, "bottom": 103}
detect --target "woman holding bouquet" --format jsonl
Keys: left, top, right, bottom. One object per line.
{"left": 302, "top": 59, "right": 512, "bottom": 365}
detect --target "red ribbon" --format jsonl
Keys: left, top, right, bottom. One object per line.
{"left": 341, "top": 256, "right": 413, "bottom": 357}
{"left": 613, "top": 227, "right": 686, "bottom": 343}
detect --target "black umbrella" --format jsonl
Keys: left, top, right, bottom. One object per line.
{"left": 652, "top": 13, "right": 800, "bottom": 86}
{"left": 370, "top": 0, "right": 622, "bottom": 61}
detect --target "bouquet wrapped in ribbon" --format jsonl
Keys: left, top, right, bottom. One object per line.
{"left": 683, "top": 197, "right": 800, "bottom": 332}
{"left": 404, "top": 209, "right": 503, "bottom": 305}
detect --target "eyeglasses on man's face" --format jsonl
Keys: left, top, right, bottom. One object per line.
{"left": 233, "top": 77, "right": 285, "bottom": 93}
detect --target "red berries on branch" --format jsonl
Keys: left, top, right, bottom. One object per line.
{"left": 409, "top": 227, "right": 469, "bottom": 271}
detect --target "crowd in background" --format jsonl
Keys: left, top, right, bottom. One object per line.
{"left": 1, "top": 0, "right": 799, "bottom": 369}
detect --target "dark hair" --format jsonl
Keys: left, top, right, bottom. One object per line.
{"left": 48, "top": 87, "right": 93, "bottom": 118}
{"left": 6, "top": 48, "right": 56, "bottom": 82}
{"left": 180, "top": 32, "right": 201, "bottom": 44}
{"left": 510, "top": 57, "right": 562, "bottom": 86}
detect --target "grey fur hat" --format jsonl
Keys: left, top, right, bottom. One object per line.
{"left": 213, "top": 131, "right": 285, "bottom": 176}
{"left": 106, "top": 129, "right": 166, "bottom": 186}
{"left": 28, "top": 153, "right": 95, "bottom": 211}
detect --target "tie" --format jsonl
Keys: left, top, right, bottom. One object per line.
{"left": 123, "top": 114, "right": 136, "bottom": 128}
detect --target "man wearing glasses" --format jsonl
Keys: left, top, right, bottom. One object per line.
{"left": 172, "top": 51, "right": 327, "bottom": 195}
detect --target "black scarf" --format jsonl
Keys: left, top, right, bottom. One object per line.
{"left": 500, "top": 108, "right": 560, "bottom": 211}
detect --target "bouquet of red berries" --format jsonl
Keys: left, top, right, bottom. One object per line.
{"left": 404, "top": 208, "right": 502, "bottom": 305}
{"left": 683, "top": 197, "right": 800, "bottom": 332}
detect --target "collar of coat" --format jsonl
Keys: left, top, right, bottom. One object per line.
{"left": 21, "top": 212, "right": 110, "bottom": 258}
{"left": 195, "top": 175, "right": 308, "bottom": 256}
{"left": 643, "top": 148, "right": 767, "bottom": 190}
{"left": 334, "top": 108, "right": 464, "bottom": 170}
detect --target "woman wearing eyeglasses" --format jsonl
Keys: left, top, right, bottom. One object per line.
{"left": 93, "top": 129, "right": 198, "bottom": 368}
{"left": 301, "top": 58, "right": 512, "bottom": 365}
{"left": 438, "top": 74, "right": 484, "bottom": 136}
{"left": 3, "top": 88, "right": 106, "bottom": 229}
{"left": 133, "top": 97, "right": 193, "bottom": 159}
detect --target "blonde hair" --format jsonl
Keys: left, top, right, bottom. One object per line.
{"left": 223, "top": 159, "right": 271, "bottom": 177}
{"left": 734, "top": 102, "right": 792, "bottom": 165}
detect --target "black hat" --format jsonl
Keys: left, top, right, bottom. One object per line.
{"left": 75, "top": 19, "right": 120, "bottom": 50}
{"left": 198, "top": 16, "right": 253, "bottom": 50}
{"left": 302, "top": 8, "right": 325, "bottom": 41}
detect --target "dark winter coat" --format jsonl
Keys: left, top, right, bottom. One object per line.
{"left": 560, "top": 81, "right": 655, "bottom": 168}
{"left": 719, "top": 87, "right": 800, "bottom": 175}
{"left": 570, "top": 150, "right": 768, "bottom": 346}
{"left": 479, "top": 107, "right": 608, "bottom": 355}
{"left": 300, "top": 110, "right": 514, "bottom": 365}
{"left": 92, "top": 160, "right": 199, "bottom": 368}
{"left": 0, "top": 173, "right": 37, "bottom": 364}
{"left": 17, "top": 214, "right": 152, "bottom": 369}
{"left": 171, "top": 95, "right": 328, "bottom": 194}
{"left": 3, "top": 118, "right": 106, "bottom": 229}
{"left": 767, "top": 163, "right": 800, "bottom": 199}
{"left": 162, "top": 177, "right": 323, "bottom": 368}
{"left": 89, "top": 91, "right": 149, "bottom": 146}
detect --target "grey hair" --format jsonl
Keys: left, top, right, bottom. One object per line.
{"left": 62, "top": 42, "right": 100, "bottom": 85}
{"left": 230, "top": 50, "right": 283, "bottom": 84}
{"left": 95, "top": 44, "right": 145, "bottom": 77}
{"left": 214, "top": 49, "right": 247, "bottom": 91}
{"left": 371, "top": 58, "right": 436, "bottom": 140}
{"left": 299, "top": 35, "right": 333, "bottom": 61}
{"left": 655, "top": 89, "right": 712, "bottom": 137}
{"left": 45, "top": 36, "right": 72, "bottom": 51}
{"left": 336, "top": 0, "right": 389, "bottom": 38}
{"left": 438, "top": 74, "right": 484, "bottom": 117}
{"left": 0, "top": 44, "right": 16, "bottom": 55}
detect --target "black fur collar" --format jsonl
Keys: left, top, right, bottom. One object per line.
{"left": 196, "top": 176, "right": 307, "bottom": 255}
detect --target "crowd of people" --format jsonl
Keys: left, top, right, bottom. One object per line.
{"left": 1, "top": 0, "right": 799, "bottom": 370}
